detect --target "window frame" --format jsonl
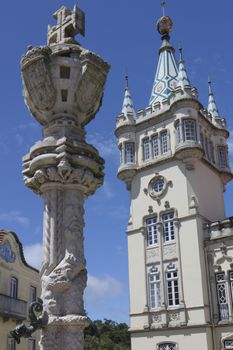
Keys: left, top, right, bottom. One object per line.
{"left": 10, "top": 277, "right": 18, "bottom": 299}
{"left": 160, "top": 130, "right": 169, "bottom": 155}
{"left": 148, "top": 266, "right": 161, "bottom": 309}
{"left": 30, "top": 286, "right": 37, "bottom": 304}
{"left": 146, "top": 216, "right": 158, "bottom": 247}
{"left": 142, "top": 137, "right": 150, "bottom": 161}
{"left": 215, "top": 272, "right": 229, "bottom": 321}
{"left": 158, "top": 342, "right": 177, "bottom": 350}
{"left": 152, "top": 134, "right": 159, "bottom": 158}
{"left": 162, "top": 211, "right": 175, "bottom": 243}
{"left": 166, "top": 264, "right": 179, "bottom": 307}
{"left": 124, "top": 142, "right": 135, "bottom": 164}
{"left": 182, "top": 118, "right": 197, "bottom": 142}
{"left": 218, "top": 145, "right": 228, "bottom": 169}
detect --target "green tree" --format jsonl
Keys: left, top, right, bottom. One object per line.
{"left": 84, "top": 319, "right": 131, "bottom": 350}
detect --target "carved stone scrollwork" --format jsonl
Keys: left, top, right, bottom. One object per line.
{"left": 24, "top": 160, "right": 102, "bottom": 196}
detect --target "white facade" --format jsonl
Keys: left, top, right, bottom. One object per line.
{"left": 115, "top": 15, "right": 233, "bottom": 350}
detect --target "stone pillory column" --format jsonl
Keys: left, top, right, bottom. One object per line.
{"left": 21, "top": 5, "right": 110, "bottom": 350}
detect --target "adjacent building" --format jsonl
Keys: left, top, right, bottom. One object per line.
{"left": 0, "top": 230, "right": 40, "bottom": 350}
{"left": 115, "top": 14, "right": 233, "bottom": 350}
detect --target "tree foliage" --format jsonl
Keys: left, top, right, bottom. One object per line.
{"left": 84, "top": 319, "right": 131, "bottom": 350}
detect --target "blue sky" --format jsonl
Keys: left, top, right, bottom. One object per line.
{"left": 1, "top": 0, "right": 233, "bottom": 324}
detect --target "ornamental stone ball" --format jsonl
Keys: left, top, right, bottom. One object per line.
{"left": 21, "top": 5, "right": 110, "bottom": 350}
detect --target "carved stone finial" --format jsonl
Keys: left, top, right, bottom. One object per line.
{"left": 48, "top": 5, "right": 85, "bottom": 45}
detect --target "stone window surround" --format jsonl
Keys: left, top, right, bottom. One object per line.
{"left": 118, "top": 140, "right": 136, "bottom": 165}
{"left": 144, "top": 209, "right": 179, "bottom": 247}
{"left": 157, "top": 342, "right": 177, "bottom": 350}
{"left": 143, "top": 209, "right": 185, "bottom": 313}
{"left": 175, "top": 117, "right": 197, "bottom": 144}
{"left": 9, "top": 276, "right": 18, "bottom": 299}
{"left": 148, "top": 265, "right": 161, "bottom": 309}
{"left": 146, "top": 261, "right": 180, "bottom": 310}
{"left": 140, "top": 129, "right": 171, "bottom": 163}
{"left": 215, "top": 270, "right": 233, "bottom": 323}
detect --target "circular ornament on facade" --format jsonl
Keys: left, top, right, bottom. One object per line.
{"left": 148, "top": 175, "right": 167, "bottom": 199}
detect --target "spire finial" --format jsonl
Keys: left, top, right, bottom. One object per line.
{"left": 208, "top": 76, "right": 213, "bottom": 95}
{"left": 179, "top": 46, "right": 183, "bottom": 62}
{"left": 125, "top": 73, "right": 129, "bottom": 89}
{"left": 161, "top": 1, "right": 166, "bottom": 16}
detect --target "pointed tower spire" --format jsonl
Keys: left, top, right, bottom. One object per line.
{"left": 208, "top": 78, "right": 220, "bottom": 118}
{"left": 149, "top": 15, "right": 178, "bottom": 106}
{"left": 177, "top": 47, "right": 191, "bottom": 89}
{"left": 121, "top": 74, "right": 136, "bottom": 118}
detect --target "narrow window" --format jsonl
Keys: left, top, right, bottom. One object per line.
{"left": 159, "top": 343, "right": 176, "bottom": 350}
{"left": 146, "top": 217, "right": 158, "bottom": 246}
{"left": 162, "top": 212, "right": 175, "bottom": 242}
{"left": 161, "top": 131, "right": 168, "bottom": 154}
{"left": 10, "top": 277, "right": 18, "bottom": 299}
{"left": 166, "top": 266, "right": 179, "bottom": 306}
{"left": 205, "top": 137, "right": 210, "bottom": 160}
{"left": 183, "top": 119, "right": 196, "bottom": 141}
{"left": 210, "top": 141, "right": 215, "bottom": 164}
{"left": 60, "top": 66, "right": 70, "bottom": 79}
{"left": 119, "top": 144, "right": 123, "bottom": 164}
{"left": 148, "top": 266, "right": 161, "bottom": 309}
{"left": 28, "top": 339, "right": 36, "bottom": 350}
{"left": 175, "top": 121, "right": 181, "bottom": 144}
{"left": 200, "top": 132, "right": 205, "bottom": 154}
{"left": 30, "top": 286, "right": 37, "bottom": 303}
{"left": 216, "top": 272, "right": 229, "bottom": 321}
{"left": 61, "top": 89, "right": 68, "bottom": 102}
{"left": 143, "top": 138, "right": 150, "bottom": 161}
{"left": 7, "top": 337, "right": 16, "bottom": 350}
{"left": 218, "top": 146, "right": 228, "bottom": 169}
{"left": 152, "top": 135, "right": 159, "bottom": 158}
{"left": 125, "top": 142, "right": 135, "bottom": 164}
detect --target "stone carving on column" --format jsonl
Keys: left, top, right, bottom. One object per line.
{"left": 21, "top": 5, "right": 110, "bottom": 350}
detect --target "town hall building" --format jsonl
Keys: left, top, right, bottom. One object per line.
{"left": 115, "top": 13, "right": 233, "bottom": 350}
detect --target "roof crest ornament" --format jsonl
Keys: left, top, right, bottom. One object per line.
{"left": 47, "top": 5, "right": 85, "bottom": 45}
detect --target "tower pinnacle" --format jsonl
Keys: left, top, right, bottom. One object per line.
{"left": 208, "top": 78, "right": 220, "bottom": 119}
{"left": 121, "top": 75, "right": 136, "bottom": 118}
{"left": 177, "top": 47, "right": 191, "bottom": 89}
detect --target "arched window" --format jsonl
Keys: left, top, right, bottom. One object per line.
{"left": 148, "top": 266, "right": 161, "bottom": 309}
{"left": 158, "top": 343, "right": 176, "bottom": 350}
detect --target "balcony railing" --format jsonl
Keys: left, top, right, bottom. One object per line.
{"left": 0, "top": 293, "right": 27, "bottom": 320}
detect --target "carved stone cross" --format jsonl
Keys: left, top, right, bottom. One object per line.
{"left": 48, "top": 5, "right": 85, "bottom": 45}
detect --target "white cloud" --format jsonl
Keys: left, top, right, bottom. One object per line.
{"left": 87, "top": 132, "right": 118, "bottom": 159}
{"left": 102, "top": 180, "right": 115, "bottom": 198}
{"left": 24, "top": 243, "right": 43, "bottom": 269}
{"left": 0, "top": 210, "right": 30, "bottom": 227}
{"left": 86, "top": 274, "right": 123, "bottom": 302}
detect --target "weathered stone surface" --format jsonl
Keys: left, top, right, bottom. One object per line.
{"left": 21, "top": 5, "right": 110, "bottom": 350}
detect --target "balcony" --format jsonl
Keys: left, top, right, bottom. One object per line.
{"left": 0, "top": 294, "right": 27, "bottom": 320}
